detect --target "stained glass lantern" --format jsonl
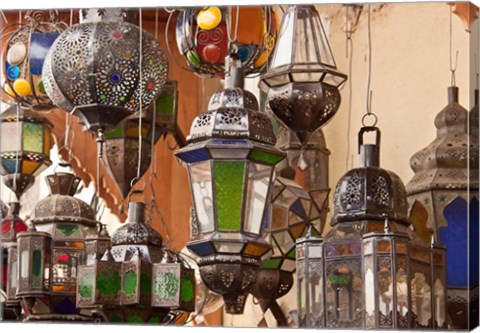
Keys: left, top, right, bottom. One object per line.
{"left": 406, "top": 86, "right": 478, "bottom": 329}
{"left": 175, "top": 57, "right": 284, "bottom": 314}
{"left": 42, "top": 8, "right": 168, "bottom": 155}
{"left": 259, "top": 5, "right": 347, "bottom": 145}
{"left": 250, "top": 176, "right": 329, "bottom": 317}
{"left": 0, "top": 11, "right": 66, "bottom": 111}
{"left": 104, "top": 113, "right": 153, "bottom": 198}
{"left": 1, "top": 202, "right": 28, "bottom": 313}
{"left": 0, "top": 106, "right": 53, "bottom": 199}
{"left": 29, "top": 169, "right": 99, "bottom": 316}
{"left": 174, "top": 6, "right": 277, "bottom": 77}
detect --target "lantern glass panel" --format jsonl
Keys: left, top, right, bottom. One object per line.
{"left": 1, "top": 249, "right": 7, "bottom": 289}
{"left": 364, "top": 263, "right": 375, "bottom": 321}
{"left": 22, "top": 160, "right": 40, "bottom": 174}
{"left": 395, "top": 265, "right": 409, "bottom": 321}
{"left": 10, "top": 253, "right": 17, "bottom": 290}
{"left": 377, "top": 258, "right": 393, "bottom": 321}
{"left": 189, "top": 161, "right": 214, "bottom": 233}
{"left": 411, "top": 270, "right": 432, "bottom": 327}
{"left": 433, "top": 278, "right": 446, "bottom": 327}
{"left": 213, "top": 161, "right": 245, "bottom": 231}
{"left": 1, "top": 122, "right": 21, "bottom": 151}
{"left": 244, "top": 163, "right": 271, "bottom": 235}
{"left": 20, "top": 249, "right": 29, "bottom": 278}
{"left": 23, "top": 122, "right": 44, "bottom": 153}
{"left": 270, "top": 8, "right": 294, "bottom": 69}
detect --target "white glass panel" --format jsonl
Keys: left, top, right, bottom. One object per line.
{"left": 20, "top": 250, "right": 29, "bottom": 278}
{"left": 10, "top": 260, "right": 17, "bottom": 288}
{"left": 0, "top": 122, "right": 21, "bottom": 152}
{"left": 434, "top": 278, "right": 446, "bottom": 327}
{"left": 244, "top": 163, "right": 271, "bottom": 235}
{"left": 412, "top": 271, "right": 432, "bottom": 326}
{"left": 396, "top": 268, "right": 409, "bottom": 317}
{"left": 270, "top": 7, "right": 294, "bottom": 68}
{"left": 189, "top": 161, "right": 214, "bottom": 233}
{"left": 364, "top": 268, "right": 375, "bottom": 316}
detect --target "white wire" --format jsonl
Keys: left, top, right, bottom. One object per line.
{"left": 136, "top": 8, "right": 144, "bottom": 181}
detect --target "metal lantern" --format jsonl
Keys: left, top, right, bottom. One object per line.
{"left": 0, "top": 106, "right": 53, "bottom": 199}
{"left": 42, "top": 8, "right": 168, "bottom": 154}
{"left": 175, "top": 56, "right": 284, "bottom": 314}
{"left": 259, "top": 5, "right": 347, "bottom": 145}
{"left": 174, "top": 7, "right": 277, "bottom": 77}
{"left": 104, "top": 114, "right": 153, "bottom": 198}
{"left": 84, "top": 224, "right": 111, "bottom": 266}
{"left": 0, "top": 11, "right": 66, "bottom": 111}
{"left": 406, "top": 86, "right": 479, "bottom": 329}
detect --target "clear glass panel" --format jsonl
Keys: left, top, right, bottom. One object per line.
{"left": 270, "top": 6, "right": 294, "bottom": 68}
{"left": 306, "top": 260, "right": 323, "bottom": 326}
{"left": 411, "top": 270, "right": 432, "bottom": 327}
{"left": 364, "top": 266, "right": 375, "bottom": 318}
{"left": 434, "top": 278, "right": 446, "bottom": 327}
{"left": 10, "top": 259, "right": 17, "bottom": 289}
{"left": 21, "top": 249, "right": 29, "bottom": 278}
{"left": 294, "top": 8, "right": 319, "bottom": 65}
{"left": 378, "top": 258, "right": 393, "bottom": 323}
{"left": 396, "top": 267, "right": 409, "bottom": 319}
{"left": 189, "top": 161, "right": 214, "bottom": 233}
{"left": 311, "top": 12, "right": 335, "bottom": 66}
{"left": 244, "top": 163, "right": 271, "bottom": 235}
{"left": 0, "top": 122, "right": 21, "bottom": 152}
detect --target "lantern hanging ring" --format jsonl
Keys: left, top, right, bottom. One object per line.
{"left": 361, "top": 112, "right": 378, "bottom": 128}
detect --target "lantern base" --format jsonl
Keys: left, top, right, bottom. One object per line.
{"left": 96, "top": 306, "right": 169, "bottom": 323}
{"left": 3, "top": 174, "right": 35, "bottom": 200}
{"left": 31, "top": 103, "right": 54, "bottom": 113}
{"left": 249, "top": 269, "right": 293, "bottom": 313}
{"left": 72, "top": 104, "right": 134, "bottom": 133}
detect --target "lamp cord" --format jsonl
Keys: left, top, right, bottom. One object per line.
{"left": 449, "top": 5, "right": 459, "bottom": 87}
{"left": 345, "top": 32, "right": 354, "bottom": 170}
{"left": 136, "top": 8, "right": 144, "bottom": 182}
{"left": 362, "top": 3, "right": 377, "bottom": 128}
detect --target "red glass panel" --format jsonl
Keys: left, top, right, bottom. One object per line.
{"left": 13, "top": 220, "right": 27, "bottom": 233}
{"left": 57, "top": 255, "right": 70, "bottom": 262}
{"left": 0, "top": 221, "right": 12, "bottom": 235}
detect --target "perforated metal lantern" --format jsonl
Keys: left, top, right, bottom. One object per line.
{"left": 0, "top": 11, "right": 66, "bottom": 111}
{"left": 406, "top": 86, "right": 478, "bottom": 329}
{"left": 84, "top": 224, "right": 111, "bottom": 266}
{"left": 259, "top": 5, "right": 347, "bottom": 145}
{"left": 174, "top": 6, "right": 277, "bottom": 77}
{"left": 0, "top": 106, "right": 53, "bottom": 199}
{"left": 175, "top": 57, "right": 284, "bottom": 314}
{"left": 42, "top": 9, "right": 168, "bottom": 151}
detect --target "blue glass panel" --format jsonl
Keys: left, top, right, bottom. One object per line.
{"left": 440, "top": 197, "right": 468, "bottom": 287}
{"left": 29, "top": 32, "right": 60, "bottom": 75}
{"left": 6, "top": 63, "right": 20, "bottom": 80}
{"left": 176, "top": 148, "right": 209, "bottom": 164}
{"left": 291, "top": 199, "right": 307, "bottom": 219}
{"left": 1, "top": 159, "right": 21, "bottom": 174}
{"left": 54, "top": 297, "right": 77, "bottom": 314}
{"left": 469, "top": 198, "right": 479, "bottom": 286}
{"left": 211, "top": 139, "right": 249, "bottom": 146}
{"left": 237, "top": 45, "right": 253, "bottom": 63}
{"left": 187, "top": 241, "right": 214, "bottom": 256}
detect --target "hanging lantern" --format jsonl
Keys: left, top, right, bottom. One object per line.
{"left": 175, "top": 56, "right": 284, "bottom": 314}
{"left": 0, "top": 106, "right": 53, "bottom": 199}
{"left": 0, "top": 11, "right": 66, "bottom": 111}
{"left": 173, "top": 6, "right": 277, "bottom": 77}
{"left": 84, "top": 224, "right": 111, "bottom": 266}
{"left": 259, "top": 5, "right": 347, "bottom": 145}
{"left": 42, "top": 8, "right": 168, "bottom": 155}
{"left": 104, "top": 113, "right": 153, "bottom": 198}
{"left": 406, "top": 86, "right": 478, "bottom": 329}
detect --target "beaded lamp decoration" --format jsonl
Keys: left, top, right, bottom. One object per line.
{"left": 171, "top": 6, "right": 277, "bottom": 77}
{"left": 42, "top": 8, "right": 168, "bottom": 157}
{"left": 0, "top": 11, "right": 67, "bottom": 112}
{"left": 259, "top": 5, "right": 347, "bottom": 145}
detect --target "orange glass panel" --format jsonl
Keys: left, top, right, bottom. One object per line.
{"left": 44, "top": 127, "right": 51, "bottom": 155}
{"left": 377, "top": 240, "right": 391, "bottom": 252}
{"left": 52, "top": 285, "right": 65, "bottom": 292}
{"left": 395, "top": 242, "right": 408, "bottom": 254}
{"left": 22, "top": 160, "right": 40, "bottom": 175}
{"left": 243, "top": 243, "right": 269, "bottom": 257}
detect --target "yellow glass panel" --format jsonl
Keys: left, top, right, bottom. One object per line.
{"left": 377, "top": 240, "right": 391, "bottom": 252}
{"left": 243, "top": 243, "right": 269, "bottom": 257}
{"left": 22, "top": 160, "right": 40, "bottom": 175}
{"left": 52, "top": 285, "right": 65, "bottom": 292}
{"left": 43, "top": 127, "right": 51, "bottom": 155}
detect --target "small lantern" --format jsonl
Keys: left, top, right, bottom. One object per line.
{"left": 174, "top": 7, "right": 277, "bottom": 77}
{"left": 406, "top": 86, "right": 478, "bottom": 329}
{"left": 84, "top": 224, "right": 111, "bottom": 266}
{"left": 0, "top": 11, "right": 66, "bottom": 111}
{"left": 0, "top": 106, "right": 53, "bottom": 199}
{"left": 175, "top": 56, "right": 284, "bottom": 314}
{"left": 259, "top": 5, "right": 347, "bottom": 145}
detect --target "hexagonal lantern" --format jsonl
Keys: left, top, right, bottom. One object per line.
{"left": 259, "top": 5, "right": 347, "bottom": 145}
{"left": 0, "top": 106, "right": 53, "bottom": 199}
{"left": 175, "top": 56, "right": 284, "bottom": 314}
{"left": 84, "top": 224, "right": 111, "bottom": 266}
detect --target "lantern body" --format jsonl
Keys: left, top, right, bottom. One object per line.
{"left": 406, "top": 87, "right": 478, "bottom": 329}
{"left": 175, "top": 7, "right": 277, "bottom": 77}
{"left": 0, "top": 106, "right": 53, "bottom": 199}
{"left": 0, "top": 12, "right": 66, "bottom": 111}
{"left": 42, "top": 15, "right": 168, "bottom": 132}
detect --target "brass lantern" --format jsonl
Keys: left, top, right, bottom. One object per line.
{"left": 175, "top": 56, "right": 284, "bottom": 314}
{"left": 406, "top": 86, "right": 478, "bottom": 329}
{"left": 0, "top": 106, "right": 53, "bottom": 199}
{"left": 259, "top": 5, "right": 347, "bottom": 145}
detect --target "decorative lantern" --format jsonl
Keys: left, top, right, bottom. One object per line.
{"left": 406, "top": 86, "right": 479, "bottom": 329}
{"left": 174, "top": 6, "right": 277, "bottom": 77}
{"left": 29, "top": 169, "right": 99, "bottom": 316}
{"left": 0, "top": 106, "right": 53, "bottom": 199}
{"left": 259, "top": 5, "right": 347, "bottom": 145}
{"left": 175, "top": 56, "right": 284, "bottom": 314}
{"left": 84, "top": 224, "right": 111, "bottom": 266}
{"left": 0, "top": 11, "right": 66, "bottom": 111}
{"left": 42, "top": 8, "right": 168, "bottom": 155}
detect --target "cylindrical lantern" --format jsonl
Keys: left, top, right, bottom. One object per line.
{"left": 259, "top": 5, "right": 347, "bottom": 145}
{"left": 0, "top": 11, "right": 66, "bottom": 111}
{"left": 175, "top": 56, "right": 284, "bottom": 314}
{"left": 0, "top": 106, "right": 53, "bottom": 199}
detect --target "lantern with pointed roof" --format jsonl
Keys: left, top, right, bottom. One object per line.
{"left": 406, "top": 86, "right": 478, "bottom": 329}
{"left": 259, "top": 5, "right": 347, "bottom": 145}
{"left": 175, "top": 55, "right": 284, "bottom": 314}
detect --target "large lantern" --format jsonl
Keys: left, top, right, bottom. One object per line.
{"left": 175, "top": 57, "right": 284, "bottom": 314}
{"left": 174, "top": 7, "right": 277, "bottom": 77}
{"left": 0, "top": 106, "right": 53, "bottom": 199}
{"left": 406, "top": 86, "right": 479, "bottom": 329}
{"left": 0, "top": 11, "right": 66, "bottom": 111}
{"left": 259, "top": 5, "right": 347, "bottom": 145}
{"left": 42, "top": 9, "right": 168, "bottom": 154}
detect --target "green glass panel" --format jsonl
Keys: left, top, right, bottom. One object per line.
{"left": 79, "top": 274, "right": 94, "bottom": 298}
{"left": 328, "top": 274, "right": 352, "bottom": 287}
{"left": 181, "top": 277, "right": 194, "bottom": 303}
{"left": 261, "top": 258, "right": 282, "bottom": 269}
{"left": 155, "top": 91, "right": 174, "bottom": 116}
{"left": 214, "top": 161, "right": 245, "bottom": 231}
{"left": 287, "top": 248, "right": 296, "bottom": 260}
{"left": 311, "top": 227, "right": 320, "bottom": 237}
{"left": 32, "top": 249, "right": 42, "bottom": 277}
{"left": 105, "top": 125, "right": 124, "bottom": 139}
{"left": 154, "top": 272, "right": 179, "bottom": 299}
{"left": 249, "top": 148, "right": 284, "bottom": 165}
{"left": 56, "top": 224, "right": 79, "bottom": 236}
{"left": 97, "top": 269, "right": 121, "bottom": 296}
{"left": 123, "top": 271, "right": 137, "bottom": 296}
{"left": 140, "top": 272, "right": 152, "bottom": 297}
{"left": 128, "top": 315, "right": 143, "bottom": 323}
{"left": 111, "top": 314, "right": 122, "bottom": 322}
{"left": 149, "top": 316, "right": 161, "bottom": 324}
{"left": 23, "top": 123, "right": 44, "bottom": 153}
